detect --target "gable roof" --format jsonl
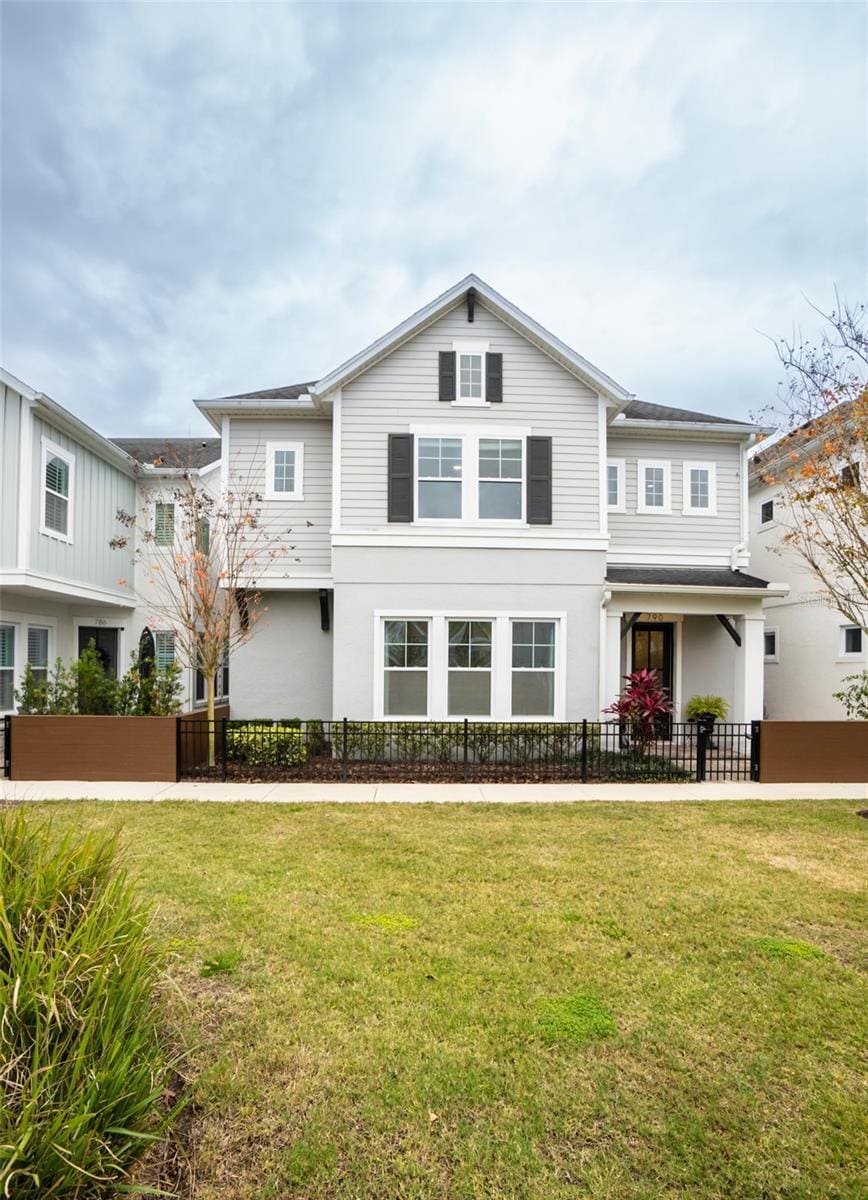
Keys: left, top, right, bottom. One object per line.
{"left": 216, "top": 381, "right": 315, "bottom": 401}
{"left": 310, "top": 274, "right": 635, "bottom": 405}
{"left": 111, "top": 437, "right": 221, "bottom": 469}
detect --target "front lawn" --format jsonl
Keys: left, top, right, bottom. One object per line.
{"left": 33, "top": 800, "right": 868, "bottom": 1199}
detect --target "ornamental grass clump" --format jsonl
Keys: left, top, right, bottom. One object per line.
{"left": 0, "top": 813, "right": 177, "bottom": 1199}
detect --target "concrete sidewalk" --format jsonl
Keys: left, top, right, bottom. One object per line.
{"left": 2, "top": 779, "right": 866, "bottom": 804}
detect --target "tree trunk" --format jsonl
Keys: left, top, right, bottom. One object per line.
{"left": 207, "top": 671, "right": 216, "bottom": 768}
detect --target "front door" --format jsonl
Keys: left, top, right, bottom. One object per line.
{"left": 78, "top": 626, "right": 120, "bottom": 679}
{"left": 631, "top": 623, "right": 674, "bottom": 736}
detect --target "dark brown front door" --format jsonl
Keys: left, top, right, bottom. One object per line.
{"left": 78, "top": 626, "right": 120, "bottom": 679}
{"left": 631, "top": 623, "right": 674, "bottom": 736}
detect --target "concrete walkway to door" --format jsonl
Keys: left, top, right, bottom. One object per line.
{"left": 2, "top": 779, "right": 866, "bottom": 804}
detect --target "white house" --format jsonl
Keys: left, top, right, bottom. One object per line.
{"left": 749, "top": 423, "right": 866, "bottom": 719}
{"left": 193, "top": 275, "right": 781, "bottom": 723}
{"left": 0, "top": 366, "right": 223, "bottom": 714}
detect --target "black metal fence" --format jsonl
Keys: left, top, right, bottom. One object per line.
{"left": 178, "top": 718, "right": 760, "bottom": 784}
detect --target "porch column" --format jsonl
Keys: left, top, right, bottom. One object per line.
{"left": 733, "top": 615, "right": 765, "bottom": 722}
{"left": 600, "top": 611, "right": 623, "bottom": 715}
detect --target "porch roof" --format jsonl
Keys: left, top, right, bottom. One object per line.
{"left": 606, "top": 566, "right": 771, "bottom": 590}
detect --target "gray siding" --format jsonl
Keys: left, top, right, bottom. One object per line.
{"left": 1, "top": 385, "right": 22, "bottom": 568}
{"left": 339, "top": 301, "right": 602, "bottom": 533}
{"left": 228, "top": 417, "right": 332, "bottom": 577}
{"left": 607, "top": 433, "right": 742, "bottom": 556}
{"left": 29, "top": 417, "right": 136, "bottom": 596}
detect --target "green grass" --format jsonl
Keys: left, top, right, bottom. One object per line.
{"left": 24, "top": 799, "right": 868, "bottom": 1200}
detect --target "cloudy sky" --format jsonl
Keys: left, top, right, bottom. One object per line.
{"left": 1, "top": 1, "right": 865, "bottom": 436}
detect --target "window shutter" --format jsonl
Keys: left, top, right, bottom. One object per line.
{"left": 526, "top": 436, "right": 552, "bottom": 525}
{"left": 388, "top": 434, "right": 414, "bottom": 523}
{"left": 438, "top": 351, "right": 456, "bottom": 402}
{"left": 486, "top": 353, "right": 503, "bottom": 402}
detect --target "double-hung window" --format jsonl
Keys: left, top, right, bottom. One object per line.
{"left": 265, "top": 441, "right": 304, "bottom": 500}
{"left": 40, "top": 438, "right": 74, "bottom": 541}
{"left": 637, "top": 460, "right": 671, "bottom": 514}
{"left": 0, "top": 625, "right": 14, "bottom": 711}
{"left": 27, "top": 627, "right": 49, "bottom": 687}
{"left": 683, "top": 462, "right": 716, "bottom": 515}
{"left": 384, "top": 620, "right": 429, "bottom": 715}
{"left": 479, "top": 439, "right": 522, "bottom": 519}
{"left": 447, "top": 620, "right": 492, "bottom": 716}
{"left": 154, "top": 502, "right": 175, "bottom": 547}
{"left": 418, "top": 437, "right": 462, "bottom": 519}
{"left": 511, "top": 621, "right": 556, "bottom": 716}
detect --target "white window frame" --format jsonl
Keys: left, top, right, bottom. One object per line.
{"left": 606, "top": 458, "right": 626, "bottom": 513}
{"left": 510, "top": 618, "right": 558, "bottom": 717}
{"left": 383, "top": 618, "right": 431, "bottom": 718}
{"left": 451, "top": 340, "right": 490, "bottom": 407}
{"left": 39, "top": 437, "right": 75, "bottom": 543}
{"left": 839, "top": 624, "right": 865, "bottom": 660}
{"left": 0, "top": 613, "right": 58, "bottom": 712}
{"left": 153, "top": 500, "right": 176, "bottom": 548}
{"left": 265, "top": 441, "right": 304, "bottom": 501}
{"left": 373, "top": 610, "right": 566, "bottom": 721}
{"left": 637, "top": 459, "right": 671, "bottom": 514}
{"left": 411, "top": 425, "right": 531, "bottom": 526}
{"left": 0, "top": 623, "right": 15, "bottom": 713}
{"left": 682, "top": 461, "right": 717, "bottom": 516}
{"left": 763, "top": 627, "right": 779, "bottom": 663}
{"left": 760, "top": 498, "right": 775, "bottom": 526}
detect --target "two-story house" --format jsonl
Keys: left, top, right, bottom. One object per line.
{"left": 195, "top": 276, "right": 781, "bottom": 724}
{"left": 0, "top": 364, "right": 223, "bottom": 714}
{"left": 749, "top": 415, "right": 866, "bottom": 719}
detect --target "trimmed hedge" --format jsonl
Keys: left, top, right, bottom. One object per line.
{"left": 226, "top": 722, "right": 309, "bottom": 768}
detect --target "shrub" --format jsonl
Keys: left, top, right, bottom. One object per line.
{"left": 594, "top": 749, "right": 692, "bottom": 782}
{"left": 833, "top": 670, "right": 868, "bottom": 719}
{"left": 0, "top": 813, "right": 177, "bottom": 1198}
{"left": 14, "top": 643, "right": 182, "bottom": 717}
{"left": 343, "top": 721, "right": 388, "bottom": 762}
{"left": 226, "top": 722, "right": 308, "bottom": 768}
{"left": 684, "top": 694, "right": 729, "bottom": 721}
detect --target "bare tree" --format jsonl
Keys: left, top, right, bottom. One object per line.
{"left": 755, "top": 295, "right": 868, "bottom": 627}
{"left": 112, "top": 453, "right": 301, "bottom": 763}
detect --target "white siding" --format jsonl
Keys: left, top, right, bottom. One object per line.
{"left": 227, "top": 416, "right": 332, "bottom": 577}
{"left": 608, "top": 433, "right": 742, "bottom": 558}
{"left": 29, "top": 416, "right": 136, "bottom": 597}
{"left": 1, "top": 385, "right": 22, "bottom": 568}
{"left": 339, "top": 301, "right": 602, "bottom": 533}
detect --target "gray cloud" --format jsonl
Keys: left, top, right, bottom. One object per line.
{"left": 1, "top": 1, "right": 865, "bottom": 434}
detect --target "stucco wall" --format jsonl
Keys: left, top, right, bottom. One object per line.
{"left": 229, "top": 590, "right": 333, "bottom": 719}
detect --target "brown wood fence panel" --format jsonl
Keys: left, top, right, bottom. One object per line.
{"left": 759, "top": 721, "right": 868, "bottom": 783}
{"left": 8, "top": 715, "right": 178, "bottom": 781}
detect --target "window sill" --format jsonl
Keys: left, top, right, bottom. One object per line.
{"left": 636, "top": 507, "right": 672, "bottom": 516}
{"left": 38, "top": 525, "right": 73, "bottom": 545}
{"left": 682, "top": 509, "right": 717, "bottom": 518}
{"left": 607, "top": 505, "right": 626, "bottom": 515}
{"left": 450, "top": 399, "right": 491, "bottom": 409}
{"left": 265, "top": 492, "right": 304, "bottom": 502}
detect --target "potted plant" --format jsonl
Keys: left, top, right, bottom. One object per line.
{"left": 684, "top": 695, "right": 728, "bottom": 734}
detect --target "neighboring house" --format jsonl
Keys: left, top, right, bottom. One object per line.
{"left": 194, "top": 275, "right": 782, "bottom": 723}
{"left": 0, "top": 364, "right": 223, "bottom": 715}
{"left": 749, "top": 421, "right": 866, "bottom": 719}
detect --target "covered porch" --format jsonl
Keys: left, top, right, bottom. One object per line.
{"left": 600, "top": 567, "right": 786, "bottom": 723}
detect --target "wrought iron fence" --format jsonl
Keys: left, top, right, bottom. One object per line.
{"left": 178, "top": 717, "right": 760, "bottom": 784}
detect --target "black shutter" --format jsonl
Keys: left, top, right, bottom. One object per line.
{"left": 526, "top": 436, "right": 552, "bottom": 525}
{"left": 439, "top": 351, "right": 456, "bottom": 402}
{"left": 486, "top": 353, "right": 503, "bottom": 402}
{"left": 388, "top": 434, "right": 414, "bottom": 523}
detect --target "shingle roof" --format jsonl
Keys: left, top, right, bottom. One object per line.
{"left": 218, "top": 381, "right": 316, "bottom": 400}
{"left": 622, "top": 400, "right": 747, "bottom": 426}
{"left": 110, "top": 437, "right": 221, "bottom": 468}
{"left": 606, "top": 566, "right": 771, "bottom": 589}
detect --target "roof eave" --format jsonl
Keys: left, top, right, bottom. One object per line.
{"left": 309, "top": 273, "right": 634, "bottom": 405}
{"left": 607, "top": 581, "right": 789, "bottom": 598}
{"left": 193, "top": 396, "right": 324, "bottom": 431}
{"left": 613, "top": 418, "right": 762, "bottom": 439}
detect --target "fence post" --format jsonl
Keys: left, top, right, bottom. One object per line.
{"left": 3, "top": 714, "right": 11, "bottom": 780}
{"left": 696, "top": 722, "right": 708, "bottom": 783}
{"left": 341, "top": 717, "right": 348, "bottom": 783}
{"left": 463, "top": 718, "right": 469, "bottom": 783}
{"left": 580, "top": 719, "right": 588, "bottom": 783}
{"left": 750, "top": 720, "right": 762, "bottom": 783}
{"left": 221, "top": 717, "right": 228, "bottom": 782}
{"left": 174, "top": 716, "right": 181, "bottom": 783}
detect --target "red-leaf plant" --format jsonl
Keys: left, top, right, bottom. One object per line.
{"left": 603, "top": 668, "right": 674, "bottom": 748}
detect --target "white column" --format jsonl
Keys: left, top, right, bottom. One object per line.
{"left": 734, "top": 615, "right": 765, "bottom": 721}
{"left": 600, "top": 610, "right": 624, "bottom": 716}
